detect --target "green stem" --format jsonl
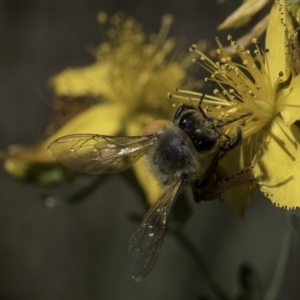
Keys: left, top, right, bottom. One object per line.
{"left": 173, "top": 229, "right": 230, "bottom": 300}
{"left": 264, "top": 231, "right": 293, "bottom": 300}
{"left": 42, "top": 175, "right": 107, "bottom": 207}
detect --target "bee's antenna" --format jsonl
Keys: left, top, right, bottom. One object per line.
{"left": 198, "top": 83, "right": 212, "bottom": 119}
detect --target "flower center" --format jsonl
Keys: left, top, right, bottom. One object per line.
{"left": 171, "top": 36, "right": 283, "bottom": 139}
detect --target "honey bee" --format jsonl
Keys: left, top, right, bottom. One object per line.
{"left": 48, "top": 92, "right": 252, "bottom": 282}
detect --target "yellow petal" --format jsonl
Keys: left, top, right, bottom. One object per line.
{"left": 44, "top": 103, "right": 124, "bottom": 146}
{"left": 221, "top": 180, "right": 256, "bottom": 219}
{"left": 219, "top": 132, "right": 262, "bottom": 218}
{"left": 277, "top": 74, "right": 300, "bottom": 125}
{"left": 218, "top": 0, "right": 269, "bottom": 30}
{"left": 211, "top": 14, "right": 269, "bottom": 58}
{"left": 4, "top": 155, "right": 66, "bottom": 184}
{"left": 51, "top": 63, "right": 114, "bottom": 99}
{"left": 287, "top": 27, "right": 300, "bottom": 76}
{"left": 266, "top": 0, "right": 291, "bottom": 85}
{"left": 132, "top": 157, "right": 164, "bottom": 206}
{"left": 253, "top": 117, "right": 300, "bottom": 209}
{"left": 126, "top": 119, "right": 164, "bottom": 206}
{"left": 4, "top": 104, "right": 124, "bottom": 183}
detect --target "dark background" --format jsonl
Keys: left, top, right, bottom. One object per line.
{"left": 0, "top": 0, "right": 300, "bottom": 299}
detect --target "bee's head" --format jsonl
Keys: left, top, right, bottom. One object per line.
{"left": 173, "top": 103, "right": 221, "bottom": 153}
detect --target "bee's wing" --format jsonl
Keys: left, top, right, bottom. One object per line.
{"left": 48, "top": 134, "right": 156, "bottom": 174}
{"left": 128, "top": 179, "right": 184, "bottom": 282}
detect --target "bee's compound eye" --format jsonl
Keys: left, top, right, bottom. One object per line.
{"left": 178, "top": 112, "right": 194, "bottom": 129}
{"left": 143, "top": 120, "right": 167, "bottom": 135}
{"left": 194, "top": 138, "right": 217, "bottom": 152}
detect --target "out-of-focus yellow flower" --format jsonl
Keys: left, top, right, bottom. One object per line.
{"left": 3, "top": 13, "right": 196, "bottom": 206}
{"left": 218, "top": 0, "right": 270, "bottom": 30}
{"left": 215, "top": 0, "right": 300, "bottom": 56}
{"left": 212, "top": 0, "right": 271, "bottom": 55}
{"left": 174, "top": 0, "right": 300, "bottom": 217}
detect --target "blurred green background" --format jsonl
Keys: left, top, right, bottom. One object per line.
{"left": 0, "top": 0, "right": 300, "bottom": 299}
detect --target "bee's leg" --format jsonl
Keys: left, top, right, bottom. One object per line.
{"left": 218, "top": 127, "right": 243, "bottom": 160}
{"left": 219, "top": 126, "right": 243, "bottom": 153}
{"left": 198, "top": 166, "right": 255, "bottom": 201}
{"left": 192, "top": 175, "right": 216, "bottom": 203}
{"left": 191, "top": 155, "right": 219, "bottom": 203}
{"left": 222, "top": 133, "right": 231, "bottom": 141}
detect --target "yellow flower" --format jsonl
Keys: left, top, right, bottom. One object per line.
{"left": 215, "top": 0, "right": 300, "bottom": 57}
{"left": 3, "top": 13, "right": 195, "bottom": 205}
{"left": 174, "top": 0, "right": 300, "bottom": 217}
{"left": 218, "top": 0, "right": 270, "bottom": 30}
{"left": 210, "top": 0, "right": 271, "bottom": 57}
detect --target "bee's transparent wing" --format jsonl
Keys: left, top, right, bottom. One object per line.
{"left": 128, "top": 179, "right": 184, "bottom": 282}
{"left": 48, "top": 134, "right": 155, "bottom": 174}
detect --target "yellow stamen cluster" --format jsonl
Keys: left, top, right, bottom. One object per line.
{"left": 171, "top": 36, "right": 282, "bottom": 139}
{"left": 93, "top": 12, "right": 186, "bottom": 117}
{"left": 52, "top": 13, "right": 193, "bottom": 121}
